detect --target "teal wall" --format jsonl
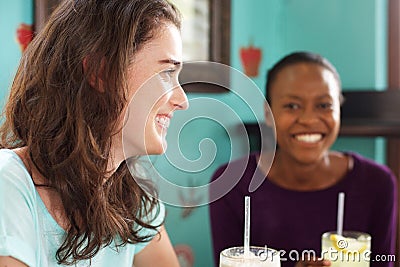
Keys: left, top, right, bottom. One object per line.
{"left": 0, "top": 0, "right": 33, "bottom": 108}
{"left": 230, "top": 0, "right": 387, "bottom": 90}
{"left": 0, "top": 1, "right": 389, "bottom": 267}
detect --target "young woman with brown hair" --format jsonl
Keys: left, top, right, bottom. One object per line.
{"left": 0, "top": 0, "right": 188, "bottom": 266}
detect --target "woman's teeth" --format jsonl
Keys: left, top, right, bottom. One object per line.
{"left": 156, "top": 116, "right": 170, "bottom": 129}
{"left": 295, "top": 134, "right": 322, "bottom": 143}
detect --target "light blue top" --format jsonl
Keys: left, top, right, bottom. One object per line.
{"left": 0, "top": 149, "right": 165, "bottom": 266}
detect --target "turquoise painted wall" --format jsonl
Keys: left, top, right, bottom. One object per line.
{"left": 230, "top": 0, "right": 387, "bottom": 90}
{"left": 0, "top": 0, "right": 33, "bottom": 109}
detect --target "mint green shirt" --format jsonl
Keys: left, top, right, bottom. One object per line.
{"left": 0, "top": 149, "right": 165, "bottom": 266}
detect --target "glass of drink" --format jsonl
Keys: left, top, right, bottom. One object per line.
{"left": 219, "top": 246, "right": 281, "bottom": 267}
{"left": 321, "top": 231, "right": 371, "bottom": 267}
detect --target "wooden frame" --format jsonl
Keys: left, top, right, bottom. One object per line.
{"left": 387, "top": 1, "right": 400, "bottom": 266}
{"left": 209, "top": 0, "right": 231, "bottom": 66}
{"left": 34, "top": 0, "right": 231, "bottom": 93}
{"left": 34, "top": 0, "right": 60, "bottom": 32}
{"left": 179, "top": 0, "right": 231, "bottom": 93}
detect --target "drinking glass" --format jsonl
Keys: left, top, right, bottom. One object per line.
{"left": 321, "top": 231, "right": 371, "bottom": 267}
{"left": 219, "top": 246, "right": 281, "bottom": 267}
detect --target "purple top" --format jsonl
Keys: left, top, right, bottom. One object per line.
{"left": 209, "top": 152, "right": 397, "bottom": 267}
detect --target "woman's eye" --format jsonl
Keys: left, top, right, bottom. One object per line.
{"left": 284, "top": 103, "right": 300, "bottom": 110}
{"left": 160, "top": 69, "right": 176, "bottom": 82}
{"left": 318, "top": 103, "right": 333, "bottom": 110}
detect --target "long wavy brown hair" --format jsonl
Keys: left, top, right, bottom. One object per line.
{"left": 0, "top": 0, "right": 181, "bottom": 264}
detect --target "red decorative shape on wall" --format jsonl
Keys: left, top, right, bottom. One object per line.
{"left": 240, "top": 45, "right": 262, "bottom": 77}
{"left": 16, "top": 23, "right": 34, "bottom": 52}
{"left": 174, "top": 244, "right": 194, "bottom": 267}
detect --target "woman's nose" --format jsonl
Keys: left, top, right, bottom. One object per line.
{"left": 171, "top": 84, "right": 189, "bottom": 110}
{"left": 297, "top": 108, "right": 318, "bottom": 124}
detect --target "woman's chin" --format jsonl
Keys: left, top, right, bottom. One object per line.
{"left": 146, "top": 142, "right": 167, "bottom": 155}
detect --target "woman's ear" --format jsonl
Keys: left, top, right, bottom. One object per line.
{"left": 264, "top": 103, "right": 274, "bottom": 127}
{"left": 83, "top": 56, "right": 105, "bottom": 92}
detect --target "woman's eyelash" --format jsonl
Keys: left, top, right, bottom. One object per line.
{"left": 318, "top": 103, "right": 333, "bottom": 109}
{"left": 164, "top": 69, "right": 176, "bottom": 75}
{"left": 165, "top": 69, "right": 177, "bottom": 77}
{"left": 283, "top": 103, "right": 300, "bottom": 109}
{"left": 159, "top": 69, "right": 176, "bottom": 82}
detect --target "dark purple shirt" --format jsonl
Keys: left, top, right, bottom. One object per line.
{"left": 209, "top": 152, "right": 397, "bottom": 267}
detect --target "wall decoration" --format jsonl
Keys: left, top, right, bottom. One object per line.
{"left": 178, "top": 178, "right": 204, "bottom": 218}
{"left": 240, "top": 44, "right": 262, "bottom": 77}
{"left": 174, "top": 244, "right": 194, "bottom": 267}
{"left": 16, "top": 23, "right": 33, "bottom": 52}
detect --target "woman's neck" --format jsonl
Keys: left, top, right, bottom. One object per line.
{"left": 260, "top": 150, "right": 349, "bottom": 191}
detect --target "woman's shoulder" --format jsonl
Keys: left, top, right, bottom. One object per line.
{"left": 211, "top": 152, "right": 259, "bottom": 180}
{"left": 0, "top": 149, "right": 22, "bottom": 171}
{"left": 213, "top": 153, "right": 259, "bottom": 171}
{"left": 0, "top": 148, "right": 18, "bottom": 159}
{"left": 0, "top": 148, "right": 27, "bottom": 172}
{"left": 348, "top": 151, "right": 392, "bottom": 173}
{"left": 345, "top": 151, "right": 396, "bottom": 187}
{"left": 0, "top": 148, "right": 34, "bottom": 191}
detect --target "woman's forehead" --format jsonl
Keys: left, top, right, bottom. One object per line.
{"left": 271, "top": 64, "right": 341, "bottom": 98}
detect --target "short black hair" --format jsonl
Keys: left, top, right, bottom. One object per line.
{"left": 265, "top": 51, "right": 342, "bottom": 104}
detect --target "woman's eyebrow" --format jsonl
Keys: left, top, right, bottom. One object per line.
{"left": 158, "top": 58, "right": 182, "bottom": 67}
{"left": 316, "top": 94, "right": 334, "bottom": 100}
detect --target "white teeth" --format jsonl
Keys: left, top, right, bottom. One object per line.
{"left": 156, "top": 116, "right": 170, "bottom": 129}
{"left": 295, "top": 134, "right": 322, "bottom": 143}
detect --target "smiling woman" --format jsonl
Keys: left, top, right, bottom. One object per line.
{"left": 121, "top": 26, "right": 187, "bottom": 157}
{"left": 0, "top": 0, "right": 187, "bottom": 266}
{"left": 209, "top": 51, "right": 397, "bottom": 267}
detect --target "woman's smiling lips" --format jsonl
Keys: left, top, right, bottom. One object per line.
{"left": 155, "top": 114, "right": 171, "bottom": 130}
{"left": 292, "top": 133, "right": 324, "bottom": 143}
